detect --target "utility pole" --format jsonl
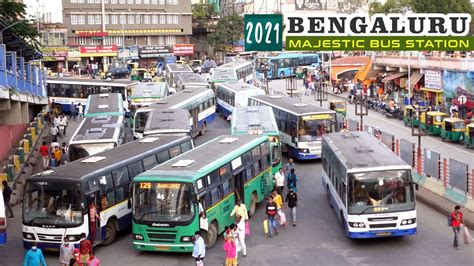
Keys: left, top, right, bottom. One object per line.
{"left": 315, "top": 79, "right": 328, "bottom": 107}
{"left": 412, "top": 103, "right": 427, "bottom": 174}
{"left": 355, "top": 95, "right": 369, "bottom": 130}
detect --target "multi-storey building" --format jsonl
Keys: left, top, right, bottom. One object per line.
{"left": 62, "top": 0, "right": 192, "bottom": 68}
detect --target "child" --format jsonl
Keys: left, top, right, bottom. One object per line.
{"left": 50, "top": 152, "right": 57, "bottom": 169}
{"left": 223, "top": 226, "right": 230, "bottom": 239}
{"left": 223, "top": 232, "right": 237, "bottom": 266}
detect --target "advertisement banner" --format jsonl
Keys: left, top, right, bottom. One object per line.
{"left": 442, "top": 70, "right": 474, "bottom": 109}
{"left": 424, "top": 70, "right": 442, "bottom": 89}
{"left": 130, "top": 46, "right": 139, "bottom": 59}
{"left": 173, "top": 44, "right": 194, "bottom": 55}
{"left": 67, "top": 47, "right": 81, "bottom": 61}
{"left": 139, "top": 45, "right": 173, "bottom": 58}
{"left": 118, "top": 47, "right": 130, "bottom": 58}
{"left": 80, "top": 45, "right": 118, "bottom": 57}
{"left": 41, "top": 47, "right": 67, "bottom": 61}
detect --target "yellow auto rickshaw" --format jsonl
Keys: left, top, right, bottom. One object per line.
{"left": 403, "top": 105, "right": 419, "bottom": 127}
{"left": 131, "top": 68, "right": 150, "bottom": 81}
{"left": 440, "top": 118, "right": 466, "bottom": 143}
{"left": 329, "top": 100, "right": 347, "bottom": 117}
{"left": 464, "top": 123, "right": 474, "bottom": 148}
{"left": 421, "top": 111, "right": 446, "bottom": 136}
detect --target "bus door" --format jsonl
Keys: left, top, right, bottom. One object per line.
{"left": 191, "top": 108, "right": 199, "bottom": 131}
{"left": 86, "top": 191, "right": 102, "bottom": 246}
{"left": 234, "top": 170, "right": 246, "bottom": 204}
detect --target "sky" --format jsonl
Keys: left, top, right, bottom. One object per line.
{"left": 24, "top": 0, "right": 63, "bottom": 23}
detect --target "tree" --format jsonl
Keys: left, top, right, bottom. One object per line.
{"left": 208, "top": 13, "right": 244, "bottom": 52}
{"left": 337, "top": 0, "right": 370, "bottom": 14}
{"left": 370, "top": 0, "right": 472, "bottom": 14}
{"left": 192, "top": 0, "right": 216, "bottom": 28}
{"left": 0, "top": 0, "right": 39, "bottom": 47}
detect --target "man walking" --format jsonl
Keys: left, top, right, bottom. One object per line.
{"left": 23, "top": 242, "right": 47, "bottom": 266}
{"left": 274, "top": 168, "right": 285, "bottom": 195}
{"left": 235, "top": 216, "right": 247, "bottom": 257}
{"left": 230, "top": 199, "right": 248, "bottom": 221}
{"left": 451, "top": 205, "right": 464, "bottom": 250}
{"left": 60, "top": 114, "right": 68, "bottom": 137}
{"left": 50, "top": 125, "right": 58, "bottom": 142}
{"left": 285, "top": 158, "right": 296, "bottom": 175}
{"left": 59, "top": 237, "right": 75, "bottom": 266}
{"left": 285, "top": 188, "right": 298, "bottom": 227}
{"left": 287, "top": 168, "right": 298, "bottom": 192}
{"left": 39, "top": 142, "right": 49, "bottom": 170}
{"left": 192, "top": 231, "right": 206, "bottom": 265}
{"left": 2, "top": 180, "right": 14, "bottom": 218}
{"left": 265, "top": 196, "right": 278, "bottom": 237}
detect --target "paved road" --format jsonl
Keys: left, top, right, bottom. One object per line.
{"left": 1, "top": 113, "right": 473, "bottom": 265}
{"left": 268, "top": 79, "right": 474, "bottom": 166}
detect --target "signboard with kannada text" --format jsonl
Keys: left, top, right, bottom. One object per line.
{"left": 173, "top": 44, "right": 194, "bottom": 55}
{"left": 139, "top": 45, "right": 173, "bottom": 58}
{"left": 80, "top": 45, "right": 118, "bottom": 57}
{"left": 424, "top": 70, "right": 442, "bottom": 89}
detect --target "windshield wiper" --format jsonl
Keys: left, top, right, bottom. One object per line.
{"left": 357, "top": 206, "right": 373, "bottom": 216}
{"left": 138, "top": 210, "right": 160, "bottom": 221}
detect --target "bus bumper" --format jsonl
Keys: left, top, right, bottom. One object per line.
{"left": 133, "top": 241, "right": 194, "bottom": 252}
{"left": 23, "top": 240, "right": 62, "bottom": 251}
{"left": 347, "top": 228, "right": 417, "bottom": 238}
{"left": 289, "top": 148, "right": 320, "bottom": 160}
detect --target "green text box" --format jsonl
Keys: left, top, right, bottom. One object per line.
{"left": 244, "top": 14, "right": 283, "bottom": 51}
{"left": 285, "top": 36, "right": 474, "bottom": 51}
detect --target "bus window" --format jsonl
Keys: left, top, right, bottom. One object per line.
{"left": 181, "top": 141, "right": 193, "bottom": 153}
{"left": 88, "top": 178, "right": 100, "bottom": 191}
{"left": 208, "top": 170, "right": 220, "bottom": 186}
{"left": 219, "top": 164, "right": 231, "bottom": 180}
{"left": 169, "top": 146, "right": 181, "bottom": 158}
{"left": 106, "top": 191, "right": 116, "bottom": 207}
{"left": 104, "top": 173, "right": 114, "bottom": 191}
{"left": 115, "top": 187, "right": 125, "bottom": 202}
{"left": 143, "top": 155, "right": 158, "bottom": 170}
{"left": 251, "top": 146, "right": 261, "bottom": 160}
{"left": 157, "top": 150, "right": 170, "bottom": 163}
{"left": 128, "top": 161, "right": 144, "bottom": 178}
{"left": 222, "top": 177, "right": 235, "bottom": 196}
{"left": 253, "top": 161, "right": 261, "bottom": 175}
{"left": 242, "top": 151, "right": 252, "bottom": 166}
{"left": 113, "top": 167, "right": 130, "bottom": 185}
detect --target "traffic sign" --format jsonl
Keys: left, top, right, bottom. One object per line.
{"left": 458, "top": 95, "right": 467, "bottom": 105}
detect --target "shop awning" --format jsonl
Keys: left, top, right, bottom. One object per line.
{"left": 409, "top": 71, "right": 423, "bottom": 88}
{"left": 381, "top": 72, "right": 407, "bottom": 83}
{"left": 421, "top": 87, "right": 443, "bottom": 93}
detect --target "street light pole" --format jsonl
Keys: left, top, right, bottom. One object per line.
{"left": 0, "top": 21, "right": 23, "bottom": 44}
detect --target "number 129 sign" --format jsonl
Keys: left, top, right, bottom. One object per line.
{"left": 244, "top": 14, "right": 282, "bottom": 51}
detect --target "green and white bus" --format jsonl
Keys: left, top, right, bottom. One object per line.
{"left": 231, "top": 106, "right": 282, "bottom": 175}
{"left": 131, "top": 135, "right": 274, "bottom": 252}
{"left": 83, "top": 93, "right": 125, "bottom": 118}
{"left": 129, "top": 82, "right": 169, "bottom": 107}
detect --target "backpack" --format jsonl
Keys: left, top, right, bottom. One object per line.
{"left": 448, "top": 214, "right": 452, "bottom": 226}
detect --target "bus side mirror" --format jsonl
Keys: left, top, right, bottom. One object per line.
{"left": 127, "top": 198, "right": 132, "bottom": 209}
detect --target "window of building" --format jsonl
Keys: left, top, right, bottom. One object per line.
{"left": 166, "top": 35, "right": 175, "bottom": 45}
{"left": 127, "top": 0, "right": 134, "bottom": 4}
{"left": 89, "top": 38, "right": 101, "bottom": 45}
{"left": 87, "top": 0, "right": 94, "bottom": 3}
{"left": 158, "top": 35, "right": 164, "bottom": 45}
{"left": 144, "top": 0, "right": 149, "bottom": 4}
{"left": 126, "top": 36, "right": 133, "bottom": 40}
{"left": 143, "top": 14, "right": 150, "bottom": 24}
{"left": 88, "top": 14, "right": 95, "bottom": 25}
{"left": 135, "top": 0, "right": 141, "bottom": 4}
{"left": 159, "top": 14, "right": 165, "bottom": 24}
{"left": 71, "top": 15, "right": 78, "bottom": 25}
{"left": 104, "top": 14, "right": 109, "bottom": 24}
{"left": 95, "top": 14, "right": 101, "bottom": 25}
{"left": 76, "top": 37, "right": 87, "bottom": 45}
{"left": 166, "top": 14, "right": 172, "bottom": 24}
{"left": 111, "top": 14, "right": 118, "bottom": 24}
{"left": 119, "top": 0, "right": 125, "bottom": 4}
{"left": 103, "top": 0, "right": 108, "bottom": 3}
{"left": 135, "top": 14, "right": 141, "bottom": 24}
{"left": 120, "top": 14, "right": 126, "bottom": 24}
{"left": 173, "top": 15, "right": 178, "bottom": 24}
{"left": 71, "top": 0, "right": 77, "bottom": 3}
{"left": 111, "top": 0, "right": 117, "bottom": 3}
{"left": 152, "top": 14, "right": 158, "bottom": 24}
{"left": 95, "top": 0, "right": 101, "bottom": 3}
{"left": 159, "top": 0, "right": 165, "bottom": 4}
{"left": 128, "top": 14, "right": 134, "bottom": 24}
{"left": 116, "top": 36, "right": 123, "bottom": 46}
{"left": 151, "top": 0, "right": 157, "bottom": 4}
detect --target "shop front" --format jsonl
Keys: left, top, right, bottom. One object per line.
{"left": 79, "top": 45, "right": 118, "bottom": 72}
{"left": 41, "top": 47, "right": 68, "bottom": 73}
{"left": 381, "top": 72, "right": 407, "bottom": 103}
{"left": 138, "top": 45, "right": 173, "bottom": 68}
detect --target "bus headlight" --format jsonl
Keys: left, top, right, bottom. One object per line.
{"left": 133, "top": 234, "right": 144, "bottom": 240}
{"left": 181, "top": 236, "right": 193, "bottom": 242}
{"left": 66, "top": 235, "right": 82, "bottom": 241}
{"left": 23, "top": 232, "right": 35, "bottom": 240}
{"left": 349, "top": 222, "right": 365, "bottom": 228}
{"left": 401, "top": 218, "right": 416, "bottom": 225}
{"left": 299, "top": 148, "right": 309, "bottom": 153}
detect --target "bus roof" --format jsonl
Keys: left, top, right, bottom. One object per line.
{"left": 217, "top": 60, "right": 252, "bottom": 69}
{"left": 145, "top": 109, "right": 191, "bottom": 134}
{"left": 46, "top": 77, "right": 136, "bottom": 87}
{"left": 130, "top": 82, "right": 167, "bottom": 99}
{"left": 217, "top": 81, "right": 262, "bottom": 93}
{"left": 136, "top": 135, "right": 267, "bottom": 181}
{"left": 259, "top": 53, "right": 318, "bottom": 59}
{"left": 249, "top": 95, "right": 335, "bottom": 116}
{"left": 70, "top": 115, "right": 124, "bottom": 142}
{"left": 29, "top": 135, "right": 192, "bottom": 182}
{"left": 84, "top": 93, "right": 123, "bottom": 117}
{"left": 166, "top": 64, "right": 193, "bottom": 72}
{"left": 175, "top": 73, "right": 208, "bottom": 86}
{"left": 322, "top": 131, "right": 409, "bottom": 171}
{"left": 231, "top": 106, "right": 279, "bottom": 135}
{"left": 146, "top": 87, "right": 213, "bottom": 110}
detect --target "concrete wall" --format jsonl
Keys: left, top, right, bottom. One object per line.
{"left": 0, "top": 101, "right": 28, "bottom": 161}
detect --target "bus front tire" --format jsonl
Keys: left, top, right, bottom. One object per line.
{"left": 249, "top": 193, "right": 258, "bottom": 218}
{"left": 103, "top": 219, "right": 117, "bottom": 245}
{"left": 205, "top": 222, "right": 218, "bottom": 248}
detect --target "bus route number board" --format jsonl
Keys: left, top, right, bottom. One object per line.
{"left": 244, "top": 14, "right": 282, "bottom": 51}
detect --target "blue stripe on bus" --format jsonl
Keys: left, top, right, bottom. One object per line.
{"left": 288, "top": 146, "right": 320, "bottom": 160}
{"left": 346, "top": 228, "right": 417, "bottom": 238}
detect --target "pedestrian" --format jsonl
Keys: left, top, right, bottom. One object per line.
{"left": 61, "top": 142, "right": 69, "bottom": 165}
{"left": 230, "top": 199, "right": 248, "bottom": 221}
{"left": 54, "top": 114, "right": 61, "bottom": 128}
{"left": 223, "top": 231, "right": 237, "bottom": 266}
{"left": 192, "top": 231, "right": 206, "bottom": 265}
{"left": 40, "top": 141, "right": 49, "bottom": 170}
{"left": 44, "top": 112, "right": 51, "bottom": 127}
{"left": 235, "top": 215, "right": 247, "bottom": 257}
{"left": 287, "top": 168, "right": 298, "bottom": 192}
{"left": 79, "top": 233, "right": 91, "bottom": 263}
{"left": 53, "top": 146, "right": 63, "bottom": 166}
{"left": 23, "top": 242, "right": 47, "bottom": 266}
{"left": 273, "top": 168, "right": 285, "bottom": 196}
{"left": 285, "top": 188, "right": 298, "bottom": 227}
{"left": 2, "top": 180, "right": 14, "bottom": 218}
{"left": 70, "top": 102, "right": 77, "bottom": 121}
{"left": 87, "top": 251, "right": 100, "bottom": 266}
{"left": 60, "top": 114, "right": 68, "bottom": 137}
{"left": 451, "top": 205, "right": 464, "bottom": 250}
{"left": 265, "top": 196, "right": 278, "bottom": 238}
{"left": 77, "top": 103, "right": 84, "bottom": 118}
{"left": 70, "top": 248, "right": 80, "bottom": 266}
{"left": 272, "top": 190, "right": 283, "bottom": 211}
{"left": 49, "top": 152, "right": 58, "bottom": 169}
{"left": 285, "top": 158, "right": 296, "bottom": 175}
{"left": 50, "top": 125, "right": 59, "bottom": 142}
{"left": 60, "top": 237, "right": 75, "bottom": 266}
{"left": 88, "top": 202, "right": 100, "bottom": 244}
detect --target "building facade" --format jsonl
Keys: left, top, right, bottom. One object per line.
{"left": 62, "top": 0, "right": 192, "bottom": 68}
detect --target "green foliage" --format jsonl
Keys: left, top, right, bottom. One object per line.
{"left": 369, "top": 0, "right": 472, "bottom": 14}
{"left": 0, "top": 0, "right": 39, "bottom": 47}
{"left": 208, "top": 13, "right": 244, "bottom": 51}
{"left": 337, "top": 0, "right": 370, "bottom": 14}
{"left": 192, "top": 0, "right": 216, "bottom": 28}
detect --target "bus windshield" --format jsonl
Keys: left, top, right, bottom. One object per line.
{"left": 348, "top": 170, "right": 415, "bottom": 214}
{"left": 298, "top": 116, "right": 333, "bottom": 142}
{"left": 133, "top": 182, "right": 195, "bottom": 223}
{"left": 134, "top": 110, "right": 150, "bottom": 135}
{"left": 69, "top": 142, "right": 116, "bottom": 161}
{"left": 23, "top": 180, "right": 83, "bottom": 226}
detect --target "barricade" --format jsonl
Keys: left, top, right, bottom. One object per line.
{"left": 381, "top": 131, "right": 395, "bottom": 151}
{"left": 423, "top": 148, "right": 440, "bottom": 179}
{"left": 348, "top": 119, "right": 358, "bottom": 131}
{"left": 399, "top": 139, "right": 415, "bottom": 167}
{"left": 449, "top": 159, "right": 469, "bottom": 192}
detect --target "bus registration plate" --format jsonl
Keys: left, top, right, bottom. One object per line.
{"left": 376, "top": 232, "right": 391, "bottom": 236}
{"left": 156, "top": 246, "right": 170, "bottom": 251}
